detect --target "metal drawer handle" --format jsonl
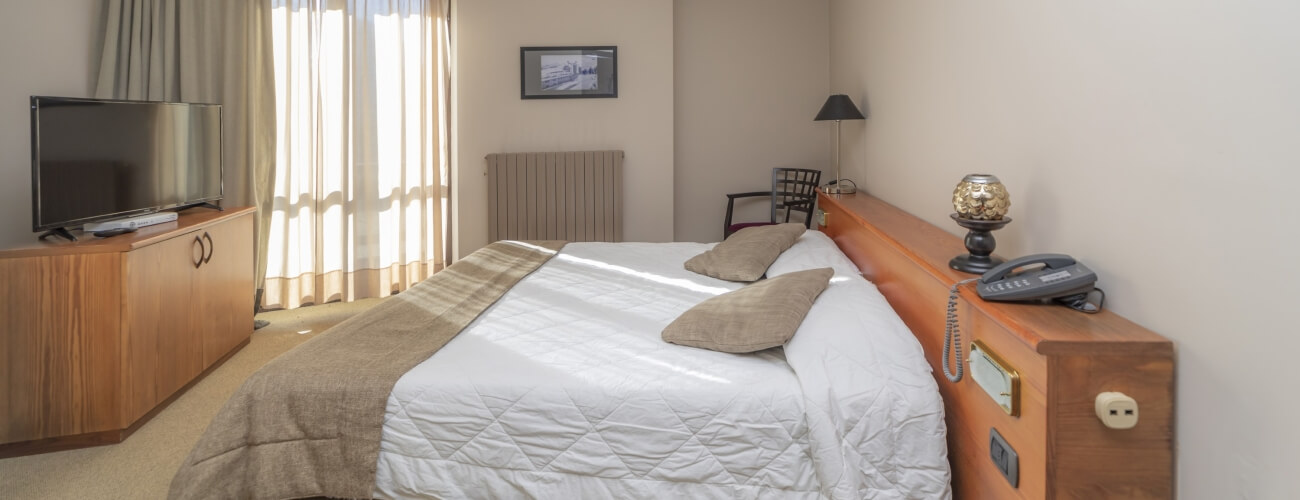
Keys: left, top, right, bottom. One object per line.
{"left": 192, "top": 235, "right": 204, "bottom": 268}
{"left": 202, "top": 232, "right": 214, "bottom": 264}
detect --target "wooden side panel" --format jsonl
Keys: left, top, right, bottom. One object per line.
{"left": 198, "top": 214, "right": 255, "bottom": 367}
{"left": 1049, "top": 355, "right": 1175, "bottom": 499}
{"left": 818, "top": 192, "right": 1175, "bottom": 499}
{"left": 0, "top": 253, "right": 122, "bottom": 443}
{"left": 122, "top": 230, "right": 201, "bottom": 425}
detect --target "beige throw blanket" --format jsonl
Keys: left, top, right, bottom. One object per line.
{"left": 169, "top": 241, "right": 566, "bottom": 500}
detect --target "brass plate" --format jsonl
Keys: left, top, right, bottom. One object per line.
{"left": 970, "top": 339, "right": 1021, "bottom": 417}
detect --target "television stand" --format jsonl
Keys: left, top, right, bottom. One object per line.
{"left": 178, "top": 201, "right": 223, "bottom": 212}
{"left": 38, "top": 227, "right": 77, "bottom": 242}
{"left": 1, "top": 207, "right": 255, "bottom": 458}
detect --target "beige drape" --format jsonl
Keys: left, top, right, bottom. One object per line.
{"left": 95, "top": 0, "right": 278, "bottom": 297}
{"left": 262, "top": 0, "right": 451, "bottom": 310}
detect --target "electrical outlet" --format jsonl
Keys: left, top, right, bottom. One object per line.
{"left": 1094, "top": 392, "right": 1139, "bottom": 429}
{"left": 989, "top": 428, "right": 1019, "bottom": 487}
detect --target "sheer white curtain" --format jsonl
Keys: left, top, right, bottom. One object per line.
{"left": 263, "top": 0, "right": 451, "bottom": 310}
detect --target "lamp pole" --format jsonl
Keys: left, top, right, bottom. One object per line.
{"left": 827, "top": 118, "right": 856, "bottom": 194}
{"left": 815, "top": 94, "right": 863, "bottom": 194}
{"left": 836, "top": 119, "right": 844, "bottom": 193}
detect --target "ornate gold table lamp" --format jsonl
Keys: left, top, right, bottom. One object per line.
{"left": 949, "top": 174, "right": 1012, "bottom": 274}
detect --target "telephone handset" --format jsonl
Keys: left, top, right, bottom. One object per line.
{"left": 975, "top": 254, "right": 1097, "bottom": 303}
{"left": 943, "top": 253, "right": 1103, "bottom": 382}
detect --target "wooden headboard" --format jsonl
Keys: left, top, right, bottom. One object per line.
{"left": 818, "top": 192, "right": 1174, "bottom": 499}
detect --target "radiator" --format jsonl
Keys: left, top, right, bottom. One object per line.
{"left": 486, "top": 150, "right": 623, "bottom": 243}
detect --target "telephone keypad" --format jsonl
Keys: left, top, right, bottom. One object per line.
{"left": 991, "top": 279, "right": 1031, "bottom": 292}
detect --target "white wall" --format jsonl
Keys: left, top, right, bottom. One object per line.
{"left": 0, "top": 0, "right": 102, "bottom": 247}
{"left": 452, "top": 0, "right": 674, "bottom": 257}
{"left": 673, "top": 0, "right": 830, "bottom": 243}
{"left": 829, "top": 1, "right": 1300, "bottom": 497}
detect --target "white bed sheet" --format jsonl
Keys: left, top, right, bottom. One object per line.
{"left": 374, "top": 239, "right": 950, "bottom": 499}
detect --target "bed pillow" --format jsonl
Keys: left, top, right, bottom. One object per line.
{"left": 662, "top": 267, "right": 833, "bottom": 353}
{"left": 684, "top": 223, "right": 806, "bottom": 282}
{"left": 767, "top": 229, "right": 862, "bottom": 278}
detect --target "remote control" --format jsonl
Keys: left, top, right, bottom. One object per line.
{"left": 92, "top": 227, "right": 138, "bottom": 238}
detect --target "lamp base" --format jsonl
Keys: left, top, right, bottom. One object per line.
{"left": 949, "top": 254, "right": 1005, "bottom": 274}
{"left": 948, "top": 214, "right": 1012, "bottom": 275}
{"left": 823, "top": 184, "right": 856, "bottom": 195}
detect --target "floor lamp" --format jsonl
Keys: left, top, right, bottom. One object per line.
{"left": 815, "top": 94, "right": 866, "bottom": 194}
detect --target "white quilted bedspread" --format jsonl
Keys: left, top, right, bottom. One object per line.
{"left": 373, "top": 241, "right": 950, "bottom": 499}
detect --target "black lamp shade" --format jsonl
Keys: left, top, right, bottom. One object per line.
{"left": 814, "top": 94, "right": 865, "bottom": 121}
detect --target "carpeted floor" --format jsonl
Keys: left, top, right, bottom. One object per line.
{"left": 0, "top": 298, "right": 384, "bottom": 499}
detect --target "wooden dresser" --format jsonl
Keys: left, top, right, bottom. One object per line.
{"left": 817, "top": 192, "right": 1174, "bottom": 499}
{"left": 0, "top": 207, "right": 255, "bottom": 457}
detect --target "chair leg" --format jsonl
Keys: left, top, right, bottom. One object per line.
{"left": 723, "top": 198, "right": 737, "bottom": 239}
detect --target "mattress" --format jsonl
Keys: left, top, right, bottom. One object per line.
{"left": 374, "top": 238, "right": 950, "bottom": 499}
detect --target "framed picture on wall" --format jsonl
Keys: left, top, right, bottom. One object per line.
{"left": 520, "top": 46, "right": 618, "bottom": 99}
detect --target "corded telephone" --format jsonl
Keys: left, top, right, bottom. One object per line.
{"left": 942, "top": 253, "right": 1103, "bottom": 382}
{"left": 976, "top": 254, "right": 1098, "bottom": 304}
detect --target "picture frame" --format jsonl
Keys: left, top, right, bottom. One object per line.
{"left": 520, "top": 46, "right": 618, "bottom": 100}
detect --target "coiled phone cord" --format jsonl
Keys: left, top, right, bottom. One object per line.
{"left": 943, "top": 278, "right": 980, "bottom": 382}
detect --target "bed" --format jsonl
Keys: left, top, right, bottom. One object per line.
{"left": 372, "top": 238, "right": 949, "bottom": 499}
{"left": 169, "top": 229, "right": 952, "bottom": 499}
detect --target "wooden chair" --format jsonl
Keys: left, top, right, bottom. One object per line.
{"left": 723, "top": 168, "right": 822, "bottom": 238}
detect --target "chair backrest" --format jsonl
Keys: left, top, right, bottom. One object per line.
{"left": 771, "top": 168, "right": 822, "bottom": 227}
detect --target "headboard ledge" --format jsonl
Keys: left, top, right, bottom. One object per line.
{"left": 819, "top": 192, "right": 1170, "bottom": 356}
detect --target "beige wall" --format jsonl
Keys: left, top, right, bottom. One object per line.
{"left": 830, "top": 1, "right": 1300, "bottom": 496}
{"left": 673, "top": 0, "right": 830, "bottom": 243}
{"left": 0, "top": 0, "right": 102, "bottom": 246}
{"left": 451, "top": 0, "right": 674, "bottom": 257}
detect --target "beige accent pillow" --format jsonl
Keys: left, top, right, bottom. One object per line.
{"left": 684, "top": 223, "right": 806, "bottom": 282}
{"left": 663, "top": 267, "right": 833, "bottom": 353}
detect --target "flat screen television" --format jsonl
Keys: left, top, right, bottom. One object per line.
{"left": 30, "top": 96, "right": 223, "bottom": 238}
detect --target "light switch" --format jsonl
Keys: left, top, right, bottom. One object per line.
{"left": 990, "top": 428, "right": 1019, "bottom": 487}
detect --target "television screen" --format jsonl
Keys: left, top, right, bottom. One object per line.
{"left": 30, "top": 96, "right": 223, "bottom": 231}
